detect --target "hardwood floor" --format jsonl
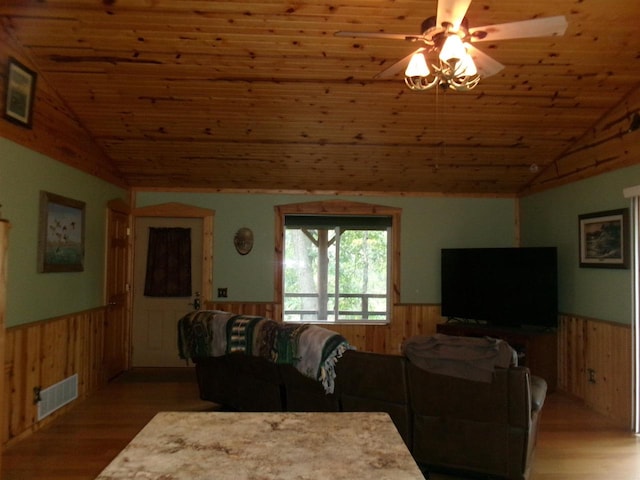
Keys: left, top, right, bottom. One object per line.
{"left": 529, "top": 394, "right": 640, "bottom": 480}
{"left": 1, "top": 368, "right": 216, "bottom": 480}
{"left": 1, "top": 368, "right": 639, "bottom": 479}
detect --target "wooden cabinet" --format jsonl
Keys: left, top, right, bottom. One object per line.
{"left": 436, "top": 322, "right": 557, "bottom": 392}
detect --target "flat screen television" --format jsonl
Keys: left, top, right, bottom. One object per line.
{"left": 441, "top": 247, "right": 558, "bottom": 329}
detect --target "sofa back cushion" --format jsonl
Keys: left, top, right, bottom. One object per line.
{"left": 336, "top": 350, "right": 412, "bottom": 448}
{"left": 408, "top": 362, "right": 512, "bottom": 424}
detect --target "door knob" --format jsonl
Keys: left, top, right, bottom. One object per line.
{"left": 188, "top": 291, "right": 201, "bottom": 310}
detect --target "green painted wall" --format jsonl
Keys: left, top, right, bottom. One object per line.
{"left": 520, "top": 164, "right": 640, "bottom": 325}
{"left": 135, "top": 192, "right": 517, "bottom": 304}
{"left": 8, "top": 134, "right": 632, "bottom": 328}
{"left": 0, "top": 138, "right": 127, "bottom": 327}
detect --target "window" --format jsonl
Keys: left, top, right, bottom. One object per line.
{"left": 275, "top": 201, "right": 400, "bottom": 324}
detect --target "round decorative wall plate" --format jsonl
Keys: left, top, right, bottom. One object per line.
{"left": 234, "top": 227, "right": 254, "bottom": 255}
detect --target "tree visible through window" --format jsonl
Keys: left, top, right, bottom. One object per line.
{"left": 282, "top": 213, "right": 393, "bottom": 323}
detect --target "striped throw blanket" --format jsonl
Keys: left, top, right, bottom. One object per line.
{"left": 177, "top": 310, "right": 352, "bottom": 394}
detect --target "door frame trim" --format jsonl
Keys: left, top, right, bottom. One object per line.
{"left": 132, "top": 202, "right": 214, "bottom": 303}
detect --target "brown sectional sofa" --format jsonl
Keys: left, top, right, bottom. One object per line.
{"left": 192, "top": 348, "right": 547, "bottom": 480}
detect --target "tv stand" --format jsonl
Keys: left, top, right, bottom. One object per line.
{"left": 436, "top": 323, "right": 557, "bottom": 392}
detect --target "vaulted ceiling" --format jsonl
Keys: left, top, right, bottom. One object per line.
{"left": 1, "top": 0, "right": 639, "bottom": 196}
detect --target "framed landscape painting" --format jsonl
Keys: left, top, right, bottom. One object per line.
{"left": 4, "top": 57, "right": 37, "bottom": 128}
{"left": 38, "top": 191, "right": 85, "bottom": 273}
{"left": 578, "top": 208, "right": 629, "bottom": 269}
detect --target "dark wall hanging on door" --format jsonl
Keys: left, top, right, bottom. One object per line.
{"left": 144, "top": 227, "right": 192, "bottom": 296}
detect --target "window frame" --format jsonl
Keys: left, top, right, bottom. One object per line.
{"left": 275, "top": 200, "right": 401, "bottom": 324}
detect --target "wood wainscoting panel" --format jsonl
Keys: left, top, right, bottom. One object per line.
{"left": 584, "top": 319, "right": 632, "bottom": 427}
{"left": 2, "top": 308, "right": 109, "bottom": 448}
{"left": 557, "top": 314, "right": 632, "bottom": 428}
{"left": 557, "top": 315, "right": 587, "bottom": 400}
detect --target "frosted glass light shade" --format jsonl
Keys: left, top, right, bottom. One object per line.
{"left": 405, "top": 52, "right": 430, "bottom": 77}
{"left": 439, "top": 35, "right": 466, "bottom": 63}
{"left": 458, "top": 54, "right": 478, "bottom": 76}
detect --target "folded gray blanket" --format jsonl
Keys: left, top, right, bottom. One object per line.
{"left": 402, "top": 333, "right": 517, "bottom": 383}
{"left": 178, "top": 310, "right": 351, "bottom": 394}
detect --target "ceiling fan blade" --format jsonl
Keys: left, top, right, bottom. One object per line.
{"left": 334, "top": 31, "right": 422, "bottom": 42}
{"left": 375, "top": 48, "right": 426, "bottom": 79}
{"left": 466, "top": 44, "right": 504, "bottom": 78}
{"left": 436, "top": 0, "right": 473, "bottom": 30}
{"left": 469, "top": 15, "right": 568, "bottom": 42}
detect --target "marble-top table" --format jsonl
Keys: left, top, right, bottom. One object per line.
{"left": 95, "top": 411, "right": 424, "bottom": 480}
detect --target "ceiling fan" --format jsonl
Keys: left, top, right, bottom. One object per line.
{"left": 335, "top": 0, "right": 568, "bottom": 91}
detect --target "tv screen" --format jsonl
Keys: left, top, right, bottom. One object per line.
{"left": 441, "top": 247, "right": 558, "bottom": 328}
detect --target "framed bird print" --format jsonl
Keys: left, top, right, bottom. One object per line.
{"left": 38, "top": 191, "right": 85, "bottom": 272}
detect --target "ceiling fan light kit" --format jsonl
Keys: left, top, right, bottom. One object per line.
{"left": 335, "top": 0, "right": 568, "bottom": 93}
{"left": 404, "top": 57, "right": 480, "bottom": 92}
{"left": 404, "top": 32, "right": 480, "bottom": 92}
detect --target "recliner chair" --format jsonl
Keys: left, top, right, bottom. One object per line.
{"left": 407, "top": 362, "right": 547, "bottom": 480}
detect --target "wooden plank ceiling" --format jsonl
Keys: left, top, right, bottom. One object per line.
{"left": 1, "top": 0, "right": 639, "bottom": 195}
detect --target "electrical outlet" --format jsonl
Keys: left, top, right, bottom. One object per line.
{"left": 588, "top": 368, "right": 596, "bottom": 384}
{"left": 217, "top": 288, "right": 228, "bottom": 298}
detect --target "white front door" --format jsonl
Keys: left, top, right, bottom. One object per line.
{"left": 132, "top": 217, "right": 203, "bottom": 367}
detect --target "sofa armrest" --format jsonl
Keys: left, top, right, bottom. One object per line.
{"left": 530, "top": 375, "right": 547, "bottom": 413}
